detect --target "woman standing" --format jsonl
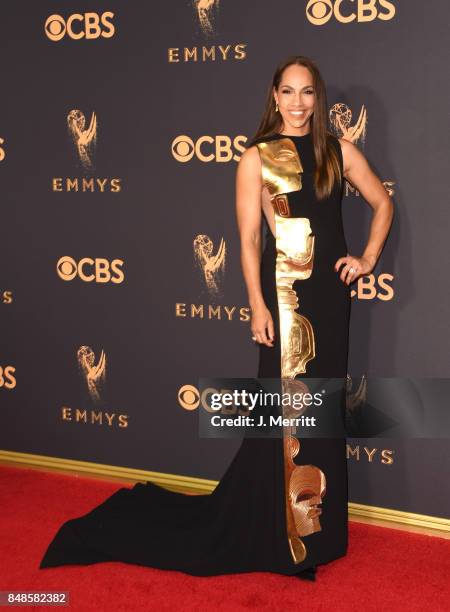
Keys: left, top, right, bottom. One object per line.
{"left": 235, "top": 54, "right": 393, "bottom": 579}
{"left": 40, "top": 55, "right": 393, "bottom": 581}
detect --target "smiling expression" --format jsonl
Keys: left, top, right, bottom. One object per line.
{"left": 274, "top": 64, "right": 316, "bottom": 135}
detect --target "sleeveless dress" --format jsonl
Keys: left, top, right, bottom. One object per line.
{"left": 39, "top": 131, "right": 350, "bottom": 579}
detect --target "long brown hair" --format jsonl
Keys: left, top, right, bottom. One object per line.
{"left": 249, "top": 55, "right": 342, "bottom": 200}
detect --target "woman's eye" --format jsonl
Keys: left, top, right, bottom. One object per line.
{"left": 305, "top": 90, "right": 314, "bottom": 95}
{"left": 281, "top": 90, "right": 292, "bottom": 94}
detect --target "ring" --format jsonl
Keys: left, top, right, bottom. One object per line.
{"left": 251, "top": 336, "right": 257, "bottom": 341}
{"left": 349, "top": 267, "right": 355, "bottom": 273}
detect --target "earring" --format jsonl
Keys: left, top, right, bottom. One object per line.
{"left": 275, "top": 101, "right": 279, "bottom": 112}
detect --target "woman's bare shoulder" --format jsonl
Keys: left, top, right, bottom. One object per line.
{"left": 237, "top": 144, "right": 262, "bottom": 174}
{"left": 338, "top": 137, "right": 363, "bottom": 157}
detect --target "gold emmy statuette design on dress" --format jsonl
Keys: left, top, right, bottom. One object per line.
{"left": 67, "top": 110, "right": 97, "bottom": 169}
{"left": 256, "top": 137, "right": 321, "bottom": 564}
{"left": 77, "top": 345, "right": 106, "bottom": 402}
{"left": 193, "top": 234, "right": 226, "bottom": 296}
{"left": 257, "top": 138, "right": 303, "bottom": 196}
{"left": 194, "top": 0, "right": 219, "bottom": 36}
{"left": 282, "top": 379, "right": 326, "bottom": 560}
{"left": 284, "top": 432, "right": 326, "bottom": 559}
{"left": 329, "top": 103, "right": 367, "bottom": 145}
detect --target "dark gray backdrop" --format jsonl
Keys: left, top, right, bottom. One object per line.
{"left": 1, "top": 1, "right": 448, "bottom": 520}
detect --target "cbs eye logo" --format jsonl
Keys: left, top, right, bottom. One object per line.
{"left": 57, "top": 256, "right": 125, "bottom": 284}
{"left": 171, "top": 135, "right": 247, "bottom": 163}
{"left": 178, "top": 384, "right": 247, "bottom": 414}
{"left": 178, "top": 385, "right": 200, "bottom": 410}
{"left": 45, "top": 12, "right": 115, "bottom": 42}
{"left": 306, "top": 0, "right": 395, "bottom": 25}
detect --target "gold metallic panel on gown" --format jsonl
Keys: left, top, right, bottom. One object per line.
{"left": 257, "top": 138, "right": 303, "bottom": 197}
{"left": 256, "top": 137, "right": 324, "bottom": 565}
{"left": 284, "top": 433, "right": 326, "bottom": 534}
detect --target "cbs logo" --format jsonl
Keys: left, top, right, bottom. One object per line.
{"left": 0, "top": 366, "right": 16, "bottom": 389}
{"left": 178, "top": 385, "right": 200, "bottom": 410}
{"left": 178, "top": 384, "right": 247, "bottom": 414}
{"left": 171, "top": 135, "right": 247, "bottom": 163}
{"left": 350, "top": 273, "right": 394, "bottom": 300}
{"left": 45, "top": 12, "right": 115, "bottom": 42}
{"left": 306, "top": 0, "right": 395, "bottom": 25}
{"left": 57, "top": 256, "right": 125, "bottom": 284}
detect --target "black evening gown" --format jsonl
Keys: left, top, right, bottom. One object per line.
{"left": 39, "top": 131, "right": 350, "bottom": 578}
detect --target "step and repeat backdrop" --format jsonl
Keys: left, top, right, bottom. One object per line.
{"left": 1, "top": 1, "right": 448, "bottom": 520}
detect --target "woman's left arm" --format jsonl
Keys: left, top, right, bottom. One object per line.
{"left": 335, "top": 138, "right": 394, "bottom": 285}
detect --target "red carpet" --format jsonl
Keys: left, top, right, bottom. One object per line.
{"left": 0, "top": 465, "right": 448, "bottom": 611}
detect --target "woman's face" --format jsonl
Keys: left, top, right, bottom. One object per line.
{"left": 274, "top": 64, "right": 315, "bottom": 134}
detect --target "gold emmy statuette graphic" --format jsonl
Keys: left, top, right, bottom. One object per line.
{"left": 77, "top": 345, "right": 106, "bottom": 402}
{"left": 194, "top": 0, "right": 219, "bottom": 36}
{"left": 346, "top": 373, "right": 367, "bottom": 425}
{"left": 329, "top": 103, "right": 367, "bottom": 144}
{"left": 67, "top": 109, "right": 97, "bottom": 169}
{"left": 193, "top": 234, "right": 226, "bottom": 296}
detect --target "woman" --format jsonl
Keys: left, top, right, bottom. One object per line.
{"left": 236, "top": 55, "right": 393, "bottom": 579}
{"left": 39, "top": 55, "right": 393, "bottom": 581}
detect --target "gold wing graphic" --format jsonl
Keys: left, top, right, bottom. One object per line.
{"left": 78, "top": 112, "right": 97, "bottom": 148}
{"left": 203, "top": 237, "right": 226, "bottom": 275}
{"left": 346, "top": 373, "right": 367, "bottom": 414}
{"left": 337, "top": 105, "right": 367, "bottom": 144}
